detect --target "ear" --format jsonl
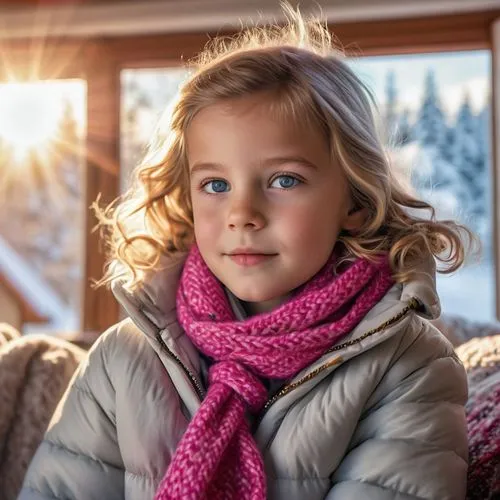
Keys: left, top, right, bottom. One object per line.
{"left": 341, "top": 207, "right": 368, "bottom": 233}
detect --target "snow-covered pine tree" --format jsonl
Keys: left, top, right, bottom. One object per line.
{"left": 416, "top": 70, "right": 447, "bottom": 154}
{"left": 54, "top": 99, "right": 82, "bottom": 198}
{"left": 414, "top": 69, "right": 464, "bottom": 222}
{"left": 397, "top": 108, "right": 413, "bottom": 146}
{"left": 383, "top": 70, "right": 399, "bottom": 145}
{"left": 39, "top": 98, "right": 85, "bottom": 308}
{"left": 474, "top": 95, "right": 492, "bottom": 251}
{"left": 452, "top": 93, "right": 482, "bottom": 228}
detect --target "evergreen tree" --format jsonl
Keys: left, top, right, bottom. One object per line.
{"left": 441, "top": 125, "right": 455, "bottom": 164}
{"left": 416, "top": 70, "right": 447, "bottom": 153}
{"left": 476, "top": 94, "right": 491, "bottom": 180}
{"left": 474, "top": 97, "right": 492, "bottom": 249}
{"left": 414, "top": 70, "right": 463, "bottom": 224}
{"left": 53, "top": 99, "right": 82, "bottom": 198}
{"left": 397, "top": 108, "right": 413, "bottom": 145}
{"left": 58, "top": 99, "right": 79, "bottom": 148}
{"left": 452, "top": 93, "right": 482, "bottom": 222}
{"left": 384, "top": 70, "right": 398, "bottom": 144}
{"left": 33, "top": 99, "right": 85, "bottom": 306}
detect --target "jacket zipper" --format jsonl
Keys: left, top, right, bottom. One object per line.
{"left": 256, "top": 297, "right": 422, "bottom": 422}
{"left": 155, "top": 298, "right": 422, "bottom": 414}
{"left": 155, "top": 331, "right": 205, "bottom": 401}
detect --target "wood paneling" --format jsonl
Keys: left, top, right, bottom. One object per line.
{"left": 331, "top": 10, "right": 499, "bottom": 56}
{"left": 1, "top": 9, "right": 497, "bottom": 80}
{"left": 0, "top": 38, "right": 87, "bottom": 81}
{"left": 82, "top": 41, "right": 119, "bottom": 335}
{"left": 101, "top": 10, "right": 499, "bottom": 67}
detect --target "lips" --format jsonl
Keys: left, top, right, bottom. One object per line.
{"left": 226, "top": 249, "right": 278, "bottom": 267}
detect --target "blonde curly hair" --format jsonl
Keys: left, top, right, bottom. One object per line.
{"left": 96, "top": 5, "right": 474, "bottom": 291}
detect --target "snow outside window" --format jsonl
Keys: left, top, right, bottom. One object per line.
{"left": 351, "top": 51, "right": 494, "bottom": 322}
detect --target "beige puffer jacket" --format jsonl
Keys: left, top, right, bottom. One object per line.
{"left": 19, "top": 259, "right": 468, "bottom": 499}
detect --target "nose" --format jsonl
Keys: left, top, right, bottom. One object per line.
{"left": 227, "top": 191, "right": 266, "bottom": 231}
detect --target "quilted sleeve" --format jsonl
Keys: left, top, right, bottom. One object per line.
{"left": 326, "top": 322, "right": 469, "bottom": 500}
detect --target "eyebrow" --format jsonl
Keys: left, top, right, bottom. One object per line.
{"left": 190, "top": 162, "right": 224, "bottom": 175}
{"left": 190, "top": 156, "right": 319, "bottom": 175}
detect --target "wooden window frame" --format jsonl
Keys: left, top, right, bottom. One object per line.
{"left": 1, "top": 9, "right": 498, "bottom": 337}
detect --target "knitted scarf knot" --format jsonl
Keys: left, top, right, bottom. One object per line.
{"left": 210, "top": 361, "right": 268, "bottom": 413}
{"left": 155, "top": 245, "right": 394, "bottom": 500}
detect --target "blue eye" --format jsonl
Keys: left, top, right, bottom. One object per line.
{"left": 203, "top": 180, "right": 229, "bottom": 194}
{"left": 270, "top": 175, "right": 300, "bottom": 189}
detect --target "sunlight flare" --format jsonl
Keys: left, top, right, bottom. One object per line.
{"left": 0, "top": 82, "right": 60, "bottom": 155}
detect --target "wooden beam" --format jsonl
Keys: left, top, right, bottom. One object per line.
{"left": 94, "top": 10, "right": 500, "bottom": 69}
{"left": 0, "top": 37, "right": 88, "bottom": 81}
{"left": 82, "top": 41, "right": 120, "bottom": 335}
{"left": 332, "top": 10, "right": 498, "bottom": 56}
{"left": 1, "top": 8, "right": 488, "bottom": 77}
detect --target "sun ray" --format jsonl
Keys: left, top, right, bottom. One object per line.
{"left": 29, "top": 3, "right": 84, "bottom": 81}
{"left": 0, "top": 79, "right": 85, "bottom": 200}
{"left": 0, "top": 3, "right": 88, "bottom": 199}
{"left": 31, "top": 6, "right": 83, "bottom": 79}
{"left": 0, "top": 2, "right": 86, "bottom": 85}
{"left": 0, "top": 39, "right": 22, "bottom": 83}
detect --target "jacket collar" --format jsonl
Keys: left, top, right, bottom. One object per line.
{"left": 111, "top": 253, "right": 440, "bottom": 373}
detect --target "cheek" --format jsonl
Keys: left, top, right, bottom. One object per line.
{"left": 280, "top": 201, "right": 342, "bottom": 245}
{"left": 192, "top": 199, "right": 220, "bottom": 249}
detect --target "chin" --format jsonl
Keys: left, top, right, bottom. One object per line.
{"left": 230, "top": 288, "right": 269, "bottom": 303}
{"left": 229, "top": 284, "right": 287, "bottom": 305}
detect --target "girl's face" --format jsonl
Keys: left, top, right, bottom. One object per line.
{"left": 187, "top": 92, "right": 360, "bottom": 314}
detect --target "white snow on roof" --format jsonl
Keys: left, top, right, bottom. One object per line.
{"left": 0, "top": 234, "right": 77, "bottom": 329}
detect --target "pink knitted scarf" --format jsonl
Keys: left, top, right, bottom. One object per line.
{"left": 155, "top": 245, "right": 394, "bottom": 500}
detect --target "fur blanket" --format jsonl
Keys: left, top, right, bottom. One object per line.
{"left": 456, "top": 335, "right": 500, "bottom": 500}
{"left": 0, "top": 326, "right": 85, "bottom": 500}
{"left": 0, "top": 324, "right": 20, "bottom": 346}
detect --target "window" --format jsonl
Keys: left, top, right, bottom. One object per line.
{"left": 120, "top": 67, "right": 188, "bottom": 192}
{"left": 0, "top": 80, "right": 87, "bottom": 333}
{"left": 351, "top": 51, "right": 493, "bottom": 321}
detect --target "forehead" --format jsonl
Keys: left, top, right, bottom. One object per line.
{"left": 186, "top": 93, "right": 329, "bottom": 166}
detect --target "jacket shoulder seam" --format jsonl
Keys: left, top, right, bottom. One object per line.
{"left": 354, "top": 435, "right": 468, "bottom": 465}
{"left": 72, "top": 382, "right": 95, "bottom": 399}
{"left": 272, "top": 476, "right": 330, "bottom": 481}
{"left": 124, "top": 469, "right": 161, "bottom": 482}
{"left": 71, "top": 381, "right": 116, "bottom": 427}
{"left": 351, "top": 478, "right": 430, "bottom": 499}
{"left": 42, "top": 439, "right": 158, "bottom": 481}
{"left": 22, "top": 485, "right": 63, "bottom": 500}
{"left": 43, "top": 438, "right": 123, "bottom": 473}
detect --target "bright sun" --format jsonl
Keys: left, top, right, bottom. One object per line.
{"left": 0, "top": 82, "right": 61, "bottom": 157}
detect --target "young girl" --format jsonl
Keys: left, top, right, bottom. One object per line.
{"left": 20, "top": 8, "right": 470, "bottom": 500}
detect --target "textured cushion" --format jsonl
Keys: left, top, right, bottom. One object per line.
{"left": 0, "top": 334, "right": 85, "bottom": 499}
{"left": 456, "top": 335, "right": 500, "bottom": 500}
